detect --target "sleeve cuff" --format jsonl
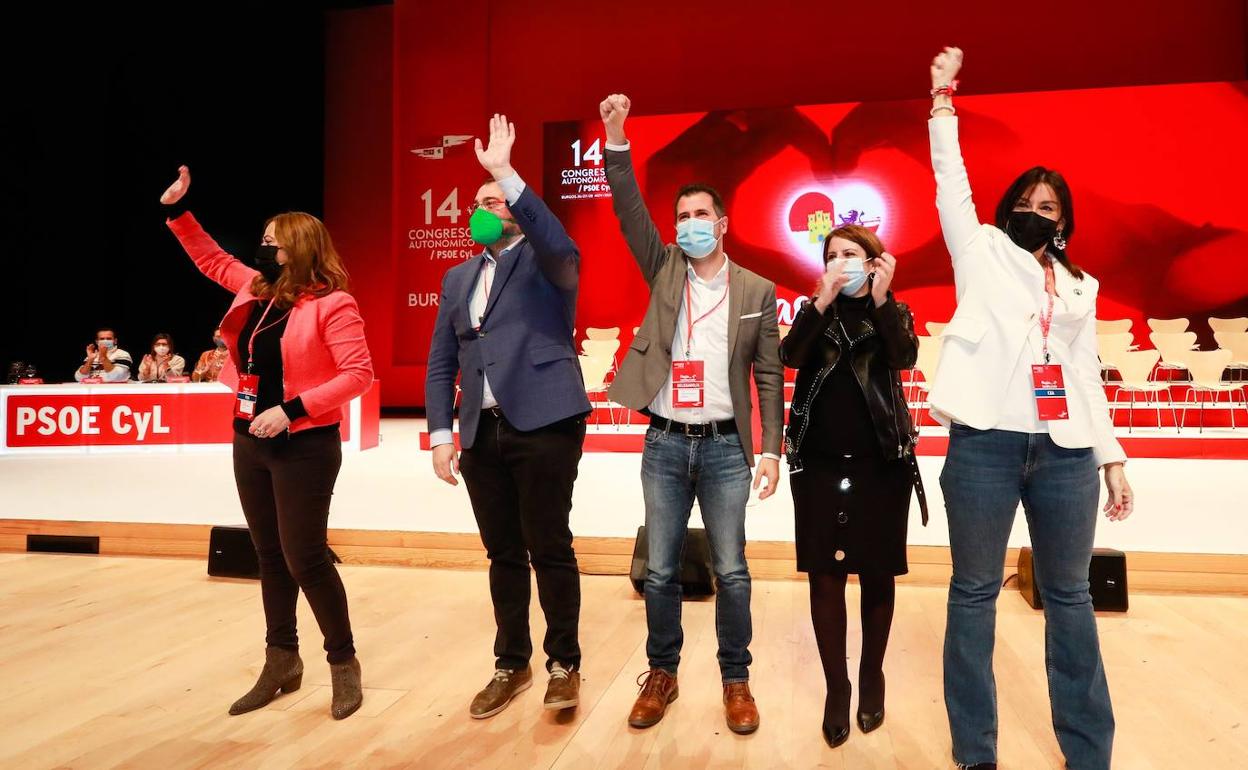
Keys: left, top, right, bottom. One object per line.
{"left": 497, "top": 173, "right": 526, "bottom": 205}
{"left": 604, "top": 141, "right": 631, "bottom": 152}
{"left": 281, "top": 396, "right": 308, "bottom": 421}
{"left": 429, "top": 429, "right": 455, "bottom": 448}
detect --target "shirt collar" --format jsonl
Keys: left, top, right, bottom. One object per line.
{"left": 685, "top": 254, "right": 730, "bottom": 286}
{"left": 480, "top": 234, "right": 526, "bottom": 265}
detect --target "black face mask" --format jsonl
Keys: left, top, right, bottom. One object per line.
{"left": 1005, "top": 211, "right": 1060, "bottom": 253}
{"left": 254, "top": 244, "right": 285, "bottom": 283}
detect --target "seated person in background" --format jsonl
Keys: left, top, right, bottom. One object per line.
{"left": 138, "top": 332, "right": 187, "bottom": 382}
{"left": 75, "top": 328, "right": 132, "bottom": 382}
{"left": 191, "top": 327, "right": 230, "bottom": 383}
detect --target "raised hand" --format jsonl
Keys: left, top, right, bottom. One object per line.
{"left": 813, "top": 259, "right": 851, "bottom": 313}
{"left": 931, "top": 46, "right": 963, "bottom": 90}
{"left": 599, "top": 93, "right": 631, "bottom": 145}
{"left": 160, "top": 165, "right": 191, "bottom": 205}
{"left": 474, "top": 114, "right": 517, "bottom": 181}
{"left": 870, "top": 252, "right": 898, "bottom": 307}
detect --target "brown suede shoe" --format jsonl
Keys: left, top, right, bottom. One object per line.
{"left": 469, "top": 667, "right": 533, "bottom": 719}
{"left": 543, "top": 663, "right": 580, "bottom": 711}
{"left": 628, "top": 668, "right": 679, "bottom": 728}
{"left": 724, "top": 682, "right": 760, "bottom": 734}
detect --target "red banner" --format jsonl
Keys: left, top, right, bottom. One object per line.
{"left": 2, "top": 384, "right": 382, "bottom": 452}
{"left": 391, "top": 0, "right": 489, "bottom": 376}
{"left": 543, "top": 81, "right": 1248, "bottom": 347}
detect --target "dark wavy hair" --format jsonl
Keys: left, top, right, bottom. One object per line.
{"left": 995, "top": 166, "right": 1083, "bottom": 279}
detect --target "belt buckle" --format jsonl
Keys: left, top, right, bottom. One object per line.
{"left": 684, "top": 422, "right": 707, "bottom": 438}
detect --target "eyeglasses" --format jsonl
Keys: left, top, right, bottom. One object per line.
{"left": 467, "top": 197, "right": 507, "bottom": 215}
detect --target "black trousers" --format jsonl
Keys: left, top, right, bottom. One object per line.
{"left": 459, "top": 409, "right": 586, "bottom": 672}
{"left": 233, "top": 427, "right": 355, "bottom": 664}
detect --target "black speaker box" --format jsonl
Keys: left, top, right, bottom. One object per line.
{"left": 629, "top": 525, "right": 716, "bottom": 597}
{"left": 1018, "top": 547, "right": 1128, "bottom": 612}
{"left": 208, "top": 526, "right": 260, "bottom": 579}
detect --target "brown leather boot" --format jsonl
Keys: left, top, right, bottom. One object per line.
{"left": 229, "top": 646, "right": 304, "bottom": 716}
{"left": 330, "top": 656, "right": 363, "bottom": 720}
{"left": 543, "top": 662, "right": 580, "bottom": 711}
{"left": 724, "top": 681, "right": 760, "bottom": 734}
{"left": 469, "top": 667, "right": 533, "bottom": 719}
{"left": 628, "top": 668, "right": 679, "bottom": 728}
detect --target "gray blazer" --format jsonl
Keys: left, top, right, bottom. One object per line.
{"left": 604, "top": 147, "right": 784, "bottom": 467}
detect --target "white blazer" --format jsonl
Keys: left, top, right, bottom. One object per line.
{"left": 928, "top": 117, "right": 1126, "bottom": 468}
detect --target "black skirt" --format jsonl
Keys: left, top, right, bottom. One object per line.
{"left": 790, "top": 453, "right": 913, "bottom": 576}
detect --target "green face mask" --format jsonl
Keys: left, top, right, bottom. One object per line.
{"left": 469, "top": 207, "right": 505, "bottom": 245}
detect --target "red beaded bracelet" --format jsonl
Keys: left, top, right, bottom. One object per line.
{"left": 930, "top": 80, "right": 960, "bottom": 98}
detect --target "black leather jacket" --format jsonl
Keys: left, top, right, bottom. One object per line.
{"left": 780, "top": 292, "right": 919, "bottom": 471}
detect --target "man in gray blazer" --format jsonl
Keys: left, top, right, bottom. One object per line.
{"left": 599, "top": 94, "right": 784, "bottom": 736}
{"left": 426, "top": 115, "right": 590, "bottom": 720}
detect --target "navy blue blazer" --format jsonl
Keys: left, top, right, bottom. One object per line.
{"left": 425, "top": 184, "right": 590, "bottom": 448}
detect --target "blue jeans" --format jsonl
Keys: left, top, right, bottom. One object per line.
{"left": 940, "top": 425, "right": 1114, "bottom": 770}
{"left": 641, "top": 426, "right": 754, "bottom": 683}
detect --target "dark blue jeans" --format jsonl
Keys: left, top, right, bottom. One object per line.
{"left": 940, "top": 425, "right": 1114, "bottom": 770}
{"left": 641, "top": 426, "right": 754, "bottom": 683}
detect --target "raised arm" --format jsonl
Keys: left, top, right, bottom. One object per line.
{"left": 160, "top": 166, "right": 259, "bottom": 294}
{"left": 600, "top": 94, "right": 670, "bottom": 285}
{"left": 927, "top": 47, "right": 984, "bottom": 263}
{"left": 476, "top": 115, "right": 580, "bottom": 291}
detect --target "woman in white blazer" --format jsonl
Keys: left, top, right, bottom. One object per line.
{"left": 926, "top": 48, "right": 1133, "bottom": 770}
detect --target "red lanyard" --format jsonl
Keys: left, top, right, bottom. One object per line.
{"left": 683, "top": 269, "right": 730, "bottom": 358}
{"left": 246, "top": 299, "right": 290, "bottom": 372}
{"left": 1038, "top": 262, "right": 1057, "bottom": 364}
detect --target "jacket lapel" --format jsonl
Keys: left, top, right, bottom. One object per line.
{"left": 481, "top": 244, "right": 522, "bottom": 323}
{"left": 727, "top": 261, "right": 745, "bottom": 358}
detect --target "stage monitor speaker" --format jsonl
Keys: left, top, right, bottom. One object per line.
{"left": 629, "top": 525, "right": 716, "bottom": 597}
{"left": 1018, "top": 547, "right": 1128, "bottom": 612}
{"left": 208, "top": 526, "right": 260, "bottom": 579}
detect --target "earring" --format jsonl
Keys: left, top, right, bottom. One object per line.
{"left": 1053, "top": 230, "right": 1068, "bottom": 251}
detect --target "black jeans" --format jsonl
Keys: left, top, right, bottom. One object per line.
{"left": 233, "top": 426, "right": 355, "bottom": 664}
{"left": 459, "top": 409, "right": 586, "bottom": 672}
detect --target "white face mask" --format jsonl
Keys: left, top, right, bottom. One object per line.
{"left": 154, "top": 345, "right": 170, "bottom": 355}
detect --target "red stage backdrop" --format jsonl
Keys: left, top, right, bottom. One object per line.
{"left": 540, "top": 82, "right": 1248, "bottom": 347}
{"left": 352, "top": 1, "right": 1246, "bottom": 406}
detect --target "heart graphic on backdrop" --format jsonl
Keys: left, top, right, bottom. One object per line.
{"left": 785, "top": 182, "right": 888, "bottom": 268}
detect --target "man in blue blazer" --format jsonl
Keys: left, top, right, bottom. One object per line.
{"left": 426, "top": 114, "right": 590, "bottom": 720}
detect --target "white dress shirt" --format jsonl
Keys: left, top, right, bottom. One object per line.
{"left": 648, "top": 256, "right": 735, "bottom": 423}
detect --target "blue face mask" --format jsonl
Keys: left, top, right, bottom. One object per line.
{"left": 838, "top": 258, "right": 869, "bottom": 296}
{"left": 98, "top": 339, "right": 116, "bottom": 350}
{"left": 675, "top": 217, "right": 723, "bottom": 259}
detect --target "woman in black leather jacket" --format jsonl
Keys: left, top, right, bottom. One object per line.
{"left": 780, "top": 224, "right": 926, "bottom": 749}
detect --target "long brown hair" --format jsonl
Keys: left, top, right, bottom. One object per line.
{"left": 251, "top": 212, "right": 350, "bottom": 308}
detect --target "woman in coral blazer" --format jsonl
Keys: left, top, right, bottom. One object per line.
{"left": 161, "top": 165, "right": 373, "bottom": 721}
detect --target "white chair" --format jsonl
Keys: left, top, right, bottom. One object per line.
{"left": 581, "top": 339, "right": 622, "bottom": 376}
{"left": 579, "top": 354, "right": 618, "bottom": 426}
{"left": 1150, "top": 332, "right": 1198, "bottom": 381}
{"left": 1096, "top": 319, "right": 1133, "bottom": 335}
{"left": 911, "top": 335, "right": 943, "bottom": 425}
{"left": 1097, "top": 333, "right": 1135, "bottom": 381}
{"left": 1110, "top": 349, "right": 1177, "bottom": 433}
{"left": 1215, "top": 331, "right": 1248, "bottom": 381}
{"left": 1182, "top": 349, "right": 1245, "bottom": 432}
{"left": 585, "top": 327, "right": 620, "bottom": 341}
{"left": 1147, "top": 317, "right": 1190, "bottom": 334}
{"left": 1209, "top": 317, "right": 1248, "bottom": 334}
